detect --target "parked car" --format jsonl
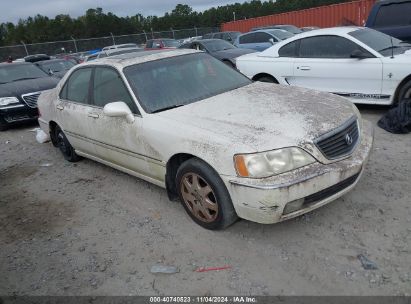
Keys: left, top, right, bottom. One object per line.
{"left": 102, "top": 43, "right": 138, "bottom": 51}
{"left": 37, "top": 49, "right": 373, "bottom": 230}
{"left": 24, "top": 54, "right": 50, "bottom": 63}
{"left": 366, "top": 0, "right": 411, "bottom": 43}
{"left": 236, "top": 27, "right": 411, "bottom": 105}
{"left": 97, "top": 47, "right": 144, "bottom": 59}
{"left": 179, "top": 39, "right": 255, "bottom": 68}
{"left": 145, "top": 39, "right": 180, "bottom": 50}
{"left": 0, "top": 62, "right": 59, "bottom": 130}
{"left": 301, "top": 26, "right": 320, "bottom": 32}
{"left": 202, "top": 31, "right": 241, "bottom": 44}
{"left": 35, "top": 58, "right": 77, "bottom": 78}
{"left": 251, "top": 25, "right": 303, "bottom": 34}
{"left": 234, "top": 29, "right": 294, "bottom": 51}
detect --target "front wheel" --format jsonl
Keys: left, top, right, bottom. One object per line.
{"left": 55, "top": 126, "right": 81, "bottom": 162}
{"left": 176, "top": 158, "right": 238, "bottom": 230}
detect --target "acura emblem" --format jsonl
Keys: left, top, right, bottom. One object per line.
{"left": 345, "top": 133, "right": 353, "bottom": 145}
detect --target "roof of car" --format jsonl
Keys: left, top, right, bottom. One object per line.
{"left": 0, "top": 61, "right": 32, "bottom": 67}
{"left": 84, "top": 49, "right": 198, "bottom": 68}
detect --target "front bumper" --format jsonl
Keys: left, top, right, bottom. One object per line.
{"left": 222, "top": 119, "right": 374, "bottom": 224}
{"left": 0, "top": 104, "right": 38, "bottom": 126}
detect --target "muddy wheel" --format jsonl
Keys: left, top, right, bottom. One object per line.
{"left": 176, "top": 158, "right": 238, "bottom": 230}
{"left": 55, "top": 126, "right": 81, "bottom": 162}
{"left": 397, "top": 80, "right": 411, "bottom": 103}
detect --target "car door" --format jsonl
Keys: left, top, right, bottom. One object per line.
{"left": 291, "top": 35, "right": 384, "bottom": 100}
{"left": 86, "top": 66, "right": 163, "bottom": 181}
{"left": 56, "top": 67, "right": 96, "bottom": 155}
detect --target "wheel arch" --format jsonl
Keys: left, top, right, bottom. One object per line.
{"left": 165, "top": 153, "right": 211, "bottom": 201}
{"left": 393, "top": 74, "right": 411, "bottom": 104}
{"left": 49, "top": 120, "right": 59, "bottom": 146}
{"left": 252, "top": 73, "right": 279, "bottom": 83}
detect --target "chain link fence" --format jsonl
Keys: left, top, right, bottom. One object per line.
{"left": 0, "top": 27, "right": 219, "bottom": 61}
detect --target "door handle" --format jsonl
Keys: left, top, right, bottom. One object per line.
{"left": 56, "top": 105, "right": 64, "bottom": 110}
{"left": 299, "top": 66, "right": 311, "bottom": 71}
{"left": 88, "top": 113, "right": 99, "bottom": 119}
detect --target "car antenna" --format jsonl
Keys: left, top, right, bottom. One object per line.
{"left": 391, "top": 36, "right": 394, "bottom": 59}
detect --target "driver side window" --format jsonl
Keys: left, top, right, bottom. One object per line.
{"left": 92, "top": 67, "right": 139, "bottom": 114}
{"left": 299, "top": 35, "right": 369, "bottom": 59}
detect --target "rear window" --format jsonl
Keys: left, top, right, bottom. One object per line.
{"left": 374, "top": 2, "right": 411, "bottom": 27}
{"left": 279, "top": 41, "right": 299, "bottom": 57}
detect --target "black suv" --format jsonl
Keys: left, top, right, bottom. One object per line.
{"left": 366, "top": 0, "right": 411, "bottom": 42}
{"left": 0, "top": 62, "right": 59, "bottom": 130}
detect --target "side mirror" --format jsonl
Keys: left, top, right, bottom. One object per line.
{"left": 103, "top": 101, "right": 135, "bottom": 124}
{"left": 269, "top": 38, "right": 275, "bottom": 45}
{"left": 350, "top": 49, "right": 373, "bottom": 59}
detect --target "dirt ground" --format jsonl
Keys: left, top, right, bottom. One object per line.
{"left": 0, "top": 107, "right": 410, "bottom": 296}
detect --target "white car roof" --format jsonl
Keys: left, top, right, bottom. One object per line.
{"left": 83, "top": 49, "right": 199, "bottom": 69}
{"left": 260, "top": 26, "right": 365, "bottom": 56}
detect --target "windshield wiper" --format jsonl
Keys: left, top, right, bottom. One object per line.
{"left": 151, "top": 104, "right": 184, "bottom": 113}
{"left": 11, "top": 77, "right": 39, "bottom": 82}
{"left": 378, "top": 45, "right": 402, "bottom": 52}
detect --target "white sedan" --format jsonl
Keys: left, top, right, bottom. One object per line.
{"left": 38, "top": 49, "right": 373, "bottom": 230}
{"left": 236, "top": 27, "right": 411, "bottom": 105}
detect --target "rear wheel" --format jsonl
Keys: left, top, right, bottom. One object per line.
{"left": 176, "top": 158, "right": 238, "bottom": 230}
{"left": 397, "top": 80, "right": 411, "bottom": 103}
{"left": 55, "top": 126, "right": 81, "bottom": 162}
{"left": 255, "top": 76, "right": 278, "bottom": 84}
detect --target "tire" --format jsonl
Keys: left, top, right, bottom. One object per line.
{"left": 0, "top": 118, "right": 8, "bottom": 131}
{"left": 397, "top": 80, "right": 411, "bottom": 103}
{"left": 176, "top": 158, "right": 238, "bottom": 230}
{"left": 55, "top": 126, "right": 81, "bottom": 162}
{"left": 256, "top": 76, "right": 278, "bottom": 84}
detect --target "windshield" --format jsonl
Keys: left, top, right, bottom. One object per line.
{"left": 349, "top": 28, "right": 411, "bottom": 56}
{"left": 38, "top": 60, "right": 75, "bottom": 73}
{"left": 279, "top": 25, "right": 302, "bottom": 34}
{"left": 124, "top": 53, "right": 251, "bottom": 113}
{"left": 267, "top": 29, "right": 294, "bottom": 40}
{"left": 163, "top": 40, "right": 180, "bottom": 47}
{"left": 202, "top": 40, "right": 235, "bottom": 52}
{"left": 0, "top": 64, "right": 48, "bottom": 84}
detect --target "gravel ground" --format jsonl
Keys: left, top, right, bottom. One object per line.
{"left": 0, "top": 107, "right": 410, "bottom": 296}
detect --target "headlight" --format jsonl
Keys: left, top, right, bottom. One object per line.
{"left": 0, "top": 97, "right": 20, "bottom": 107}
{"left": 234, "top": 147, "right": 316, "bottom": 178}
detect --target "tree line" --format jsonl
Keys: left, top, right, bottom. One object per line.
{"left": 0, "top": 0, "right": 351, "bottom": 46}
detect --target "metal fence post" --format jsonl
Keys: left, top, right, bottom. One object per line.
{"left": 110, "top": 32, "right": 115, "bottom": 45}
{"left": 194, "top": 26, "right": 198, "bottom": 37}
{"left": 143, "top": 30, "right": 148, "bottom": 42}
{"left": 151, "top": 28, "right": 154, "bottom": 39}
{"left": 71, "top": 36, "right": 78, "bottom": 53}
{"left": 20, "top": 41, "right": 29, "bottom": 56}
{"left": 170, "top": 28, "right": 175, "bottom": 39}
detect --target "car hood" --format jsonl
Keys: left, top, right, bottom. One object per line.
{"left": 212, "top": 48, "right": 256, "bottom": 59}
{"left": 0, "top": 77, "right": 59, "bottom": 97}
{"left": 156, "top": 82, "right": 357, "bottom": 152}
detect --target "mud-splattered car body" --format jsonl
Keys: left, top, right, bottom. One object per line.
{"left": 37, "top": 49, "right": 373, "bottom": 225}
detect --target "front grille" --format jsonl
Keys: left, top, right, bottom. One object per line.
{"left": 303, "top": 172, "right": 360, "bottom": 207}
{"left": 21, "top": 92, "right": 41, "bottom": 108}
{"left": 315, "top": 116, "right": 359, "bottom": 159}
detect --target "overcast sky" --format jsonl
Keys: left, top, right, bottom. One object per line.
{"left": 1, "top": 0, "right": 245, "bottom": 23}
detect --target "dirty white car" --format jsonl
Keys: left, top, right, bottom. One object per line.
{"left": 38, "top": 49, "right": 373, "bottom": 230}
